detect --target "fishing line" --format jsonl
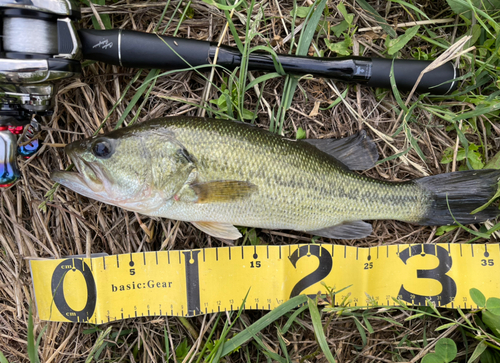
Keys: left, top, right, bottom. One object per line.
{"left": 3, "top": 17, "right": 58, "bottom": 55}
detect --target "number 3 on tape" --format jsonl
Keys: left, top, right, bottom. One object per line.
{"left": 30, "top": 243, "right": 500, "bottom": 324}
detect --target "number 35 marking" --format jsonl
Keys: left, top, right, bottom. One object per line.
{"left": 481, "top": 259, "right": 494, "bottom": 266}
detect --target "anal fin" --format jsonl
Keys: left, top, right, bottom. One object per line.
{"left": 192, "top": 221, "right": 242, "bottom": 240}
{"left": 307, "top": 220, "right": 372, "bottom": 239}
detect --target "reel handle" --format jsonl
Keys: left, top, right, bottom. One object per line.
{"left": 0, "top": 128, "right": 19, "bottom": 187}
{"left": 79, "top": 29, "right": 456, "bottom": 95}
{"left": 0, "top": 122, "right": 43, "bottom": 187}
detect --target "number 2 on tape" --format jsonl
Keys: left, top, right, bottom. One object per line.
{"left": 289, "top": 245, "right": 332, "bottom": 298}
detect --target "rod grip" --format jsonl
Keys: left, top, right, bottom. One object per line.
{"left": 366, "top": 58, "right": 457, "bottom": 95}
{"left": 78, "top": 29, "right": 212, "bottom": 69}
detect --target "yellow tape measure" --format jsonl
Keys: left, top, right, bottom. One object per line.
{"left": 30, "top": 243, "right": 500, "bottom": 324}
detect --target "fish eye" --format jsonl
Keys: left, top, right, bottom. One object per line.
{"left": 91, "top": 139, "right": 114, "bottom": 159}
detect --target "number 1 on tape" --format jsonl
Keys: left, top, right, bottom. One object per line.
{"left": 30, "top": 243, "right": 500, "bottom": 324}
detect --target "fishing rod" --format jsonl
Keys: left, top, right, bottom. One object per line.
{"left": 0, "top": 0, "right": 457, "bottom": 187}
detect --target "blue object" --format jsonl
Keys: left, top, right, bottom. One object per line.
{"left": 18, "top": 138, "right": 41, "bottom": 158}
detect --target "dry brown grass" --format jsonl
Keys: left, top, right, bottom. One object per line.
{"left": 0, "top": 0, "right": 497, "bottom": 362}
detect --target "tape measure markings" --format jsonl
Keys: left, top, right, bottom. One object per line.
{"left": 30, "top": 243, "right": 500, "bottom": 324}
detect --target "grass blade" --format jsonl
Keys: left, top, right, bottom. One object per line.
{"left": 281, "top": 304, "right": 309, "bottom": 334}
{"left": 82, "top": 0, "right": 112, "bottom": 30}
{"left": 277, "top": 329, "right": 291, "bottom": 362}
{"left": 113, "top": 0, "right": 191, "bottom": 130}
{"left": 355, "top": 0, "right": 397, "bottom": 37}
{"left": 224, "top": 8, "right": 244, "bottom": 53}
{"left": 220, "top": 295, "right": 307, "bottom": 356}
{"left": 84, "top": 327, "right": 112, "bottom": 363}
{"left": 245, "top": 73, "right": 282, "bottom": 92}
{"left": 114, "top": 69, "right": 157, "bottom": 129}
{"left": 308, "top": 298, "right": 336, "bottom": 363}
{"left": 390, "top": 0, "right": 430, "bottom": 20}
{"left": 164, "top": 327, "right": 170, "bottom": 360}
{"left": 296, "top": 0, "right": 327, "bottom": 56}
{"left": 27, "top": 306, "right": 37, "bottom": 363}
{"left": 195, "top": 315, "right": 221, "bottom": 363}
{"left": 353, "top": 318, "right": 367, "bottom": 347}
{"left": 250, "top": 335, "right": 287, "bottom": 363}
{"left": 276, "top": 0, "right": 327, "bottom": 133}
{"left": 467, "top": 341, "right": 487, "bottom": 363}
{"left": 202, "top": 0, "right": 244, "bottom": 11}
{"left": 0, "top": 352, "right": 9, "bottom": 363}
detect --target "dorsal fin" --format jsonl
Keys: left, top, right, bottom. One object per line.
{"left": 301, "top": 130, "right": 378, "bottom": 170}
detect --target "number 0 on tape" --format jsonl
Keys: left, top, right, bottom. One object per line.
{"left": 30, "top": 243, "right": 500, "bottom": 324}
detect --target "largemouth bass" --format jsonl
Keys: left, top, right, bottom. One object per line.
{"left": 51, "top": 117, "right": 500, "bottom": 240}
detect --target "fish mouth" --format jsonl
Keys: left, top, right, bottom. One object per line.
{"left": 51, "top": 145, "right": 109, "bottom": 202}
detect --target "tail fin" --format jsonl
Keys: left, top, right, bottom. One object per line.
{"left": 415, "top": 169, "right": 500, "bottom": 225}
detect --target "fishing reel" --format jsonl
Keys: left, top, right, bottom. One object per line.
{"left": 0, "top": 0, "right": 81, "bottom": 186}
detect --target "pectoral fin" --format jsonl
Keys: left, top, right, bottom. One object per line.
{"left": 302, "top": 130, "right": 378, "bottom": 170}
{"left": 192, "top": 221, "right": 242, "bottom": 240}
{"left": 191, "top": 181, "right": 257, "bottom": 203}
{"left": 307, "top": 220, "right": 372, "bottom": 239}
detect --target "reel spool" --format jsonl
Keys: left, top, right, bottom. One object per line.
{"left": 3, "top": 17, "right": 58, "bottom": 56}
{"left": 1, "top": 0, "right": 81, "bottom": 59}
